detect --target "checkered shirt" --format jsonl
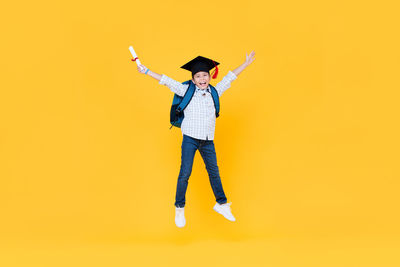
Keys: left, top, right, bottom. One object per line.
{"left": 159, "top": 71, "right": 237, "bottom": 140}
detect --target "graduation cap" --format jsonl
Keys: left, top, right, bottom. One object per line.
{"left": 180, "top": 56, "right": 219, "bottom": 79}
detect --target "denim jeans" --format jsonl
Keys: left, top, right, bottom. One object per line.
{"left": 175, "top": 134, "right": 228, "bottom": 208}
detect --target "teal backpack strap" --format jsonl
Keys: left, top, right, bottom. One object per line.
{"left": 169, "top": 80, "right": 196, "bottom": 129}
{"left": 209, "top": 84, "right": 220, "bottom": 118}
{"left": 176, "top": 80, "right": 196, "bottom": 114}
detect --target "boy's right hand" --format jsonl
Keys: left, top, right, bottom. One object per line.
{"left": 137, "top": 64, "right": 148, "bottom": 74}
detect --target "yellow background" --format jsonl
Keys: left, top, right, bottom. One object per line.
{"left": 1, "top": 0, "right": 400, "bottom": 266}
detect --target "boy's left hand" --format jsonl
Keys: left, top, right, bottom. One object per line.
{"left": 245, "top": 51, "right": 256, "bottom": 66}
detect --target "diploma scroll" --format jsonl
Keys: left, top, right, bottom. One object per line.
{"left": 129, "top": 46, "right": 144, "bottom": 71}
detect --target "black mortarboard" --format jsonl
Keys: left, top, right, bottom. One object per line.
{"left": 180, "top": 56, "right": 220, "bottom": 79}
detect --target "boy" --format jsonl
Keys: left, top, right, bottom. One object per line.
{"left": 136, "top": 51, "right": 255, "bottom": 227}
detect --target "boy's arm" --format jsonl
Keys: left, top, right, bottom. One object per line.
{"left": 136, "top": 64, "right": 188, "bottom": 96}
{"left": 147, "top": 70, "right": 162, "bottom": 81}
{"left": 215, "top": 51, "right": 256, "bottom": 96}
{"left": 137, "top": 64, "right": 162, "bottom": 81}
{"left": 215, "top": 71, "right": 238, "bottom": 97}
{"left": 158, "top": 74, "right": 188, "bottom": 97}
{"left": 232, "top": 51, "right": 256, "bottom": 77}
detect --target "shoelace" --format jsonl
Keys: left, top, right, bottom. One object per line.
{"left": 220, "top": 203, "right": 232, "bottom": 211}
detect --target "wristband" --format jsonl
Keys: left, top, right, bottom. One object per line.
{"left": 145, "top": 69, "right": 150, "bottom": 75}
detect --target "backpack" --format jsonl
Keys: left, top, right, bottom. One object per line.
{"left": 169, "top": 80, "right": 220, "bottom": 129}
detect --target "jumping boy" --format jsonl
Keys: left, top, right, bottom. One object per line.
{"left": 136, "top": 51, "right": 255, "bottom": 227}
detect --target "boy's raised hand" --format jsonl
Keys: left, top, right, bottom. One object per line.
{"left": 137, "top": 64, "right": 149, "bottom": 74}
{"left": 245, "top": 51, "right": 256, "bottom": 66}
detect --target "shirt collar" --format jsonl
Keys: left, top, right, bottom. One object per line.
{"left": 195, "top": 84, "right": 210, "bottom": 93}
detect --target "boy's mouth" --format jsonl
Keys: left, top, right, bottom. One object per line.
{"left": 200, "top": 82, "right": 207, "bottom": 86}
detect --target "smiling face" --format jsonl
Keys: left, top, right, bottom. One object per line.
{"left": 192, "top": 71, "right": 210, "bottom": 90}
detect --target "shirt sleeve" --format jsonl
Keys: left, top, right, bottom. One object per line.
{"left": 215, "top": 71, "right": 238, "bottom": 97}
{"left": 159, "top": 74, "right": 189, "bottom": 97}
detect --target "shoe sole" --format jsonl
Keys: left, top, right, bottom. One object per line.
{"left": 213, "top": 206, "right": 236, "bottom": 221}
{"left": 175, "top": 218, "right": 186, "bottom": 227}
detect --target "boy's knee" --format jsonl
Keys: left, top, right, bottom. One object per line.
{"left": 209, "top": 175, "right": 220, "bottom": 180}
{"left": 178, "top": 175, "right": 190, "bottom": 182}
{"left": 179, "top": 164, "right": 193, "bottom": 176}
{"left": 206, "top": 163, "right": 219, "bottom": 174}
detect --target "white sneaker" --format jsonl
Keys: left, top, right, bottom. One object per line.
{"left": 213, "top": 202, "right": 236, "bottom": 221}
{"left": 175, "top": 207, "right": 186, "bottom": 227}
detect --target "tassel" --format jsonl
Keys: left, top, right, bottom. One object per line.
{"left": 211, "top": 60, "right": 219, "bottom": 79}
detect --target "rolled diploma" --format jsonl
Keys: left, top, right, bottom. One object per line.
{"left": 129, "top": 46, "right": 144, "bottom": 71}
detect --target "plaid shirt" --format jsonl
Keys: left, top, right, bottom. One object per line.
{"left": 159, "top": 71, "right": 237, "bottom": 140}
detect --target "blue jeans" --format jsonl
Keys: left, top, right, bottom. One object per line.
{"left": 175, "top": 134, "right": 228, "bottom": 208}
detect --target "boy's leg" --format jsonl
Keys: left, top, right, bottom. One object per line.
{"left": 198, "top": 140, "right": 228, "bottom": 204}
{"left": 175, "top": 135, "right": 198, "bottom": 208}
